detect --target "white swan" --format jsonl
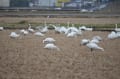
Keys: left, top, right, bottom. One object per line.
{"left": 44, "top": 43, "right": 60, "bottom": 51}
{"left": 41, "top": 26, "right": 48, "bottom": 33}
{"left": 20, "top": 29, "right": 29, "bottom": 35}
{"left": 90, "top": 36, "right": 102, "bottom": 44}
{"left": 59, "top": 26, "right": 67, "bottom": 33}
{"left": 0, "top": 27, "right": 4, "bottom": 31}
{"left": 34, "top": 32, "right": 44, "bottom": 36}
{"left": 86, "top": 42, "right": 104, "bottom": 52}
{"left": 43, "top": 37, "right": 56, "bottom": 44}
{"left": 79, "top": 26, "right": 87, "bottom": 30}
{"left": 28, "top": 24, "right": 35, "bottom": 33}
{"left": 85, "top": 28, "right": 93, "bottom": 31}
{"left": 108, "top": 31, "right": 120, "bottom": 39}
{"left": 81, "top": 38, "right": 100, "bottom": 46}
{"left": 9, "top": 32, "right": 20, "bottom": 38}
{"left": 80, "top": 39, "right": 90, "bottom": 45}
{"left": 115, "top": 24, "right": 120, "bottom": 32}
{"left": 50, "top": 24, "right": 67, "bottom": 34}
{"left": 92, "top": 36, "right": 102, "bottom": 41}
{"left": 65, "top": 24, "right": 79, "bottom": 35}
{"left": 79, "top": 26, "right": 93, "bottom": 31}
{"left": 41, "top": 21, "right": 48, "bottom": 33}
{"left": 91, "top": 39, "right": 100, "bottom": 44}
{"left": 67, "top": 31, "right": 77, "bottom": 37}
{"left": 49, "top": 24, "right": 61, "bottom": 33}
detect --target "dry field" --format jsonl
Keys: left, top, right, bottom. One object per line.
{"left": 0, "top": 29, "right": 120, "bottom": 79}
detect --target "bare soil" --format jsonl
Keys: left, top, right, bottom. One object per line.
{"left": 0, "top": 30, "right": 120, "bottom": 79}
{"left": 0, "top": 17, "right": 120, "bottom": 24}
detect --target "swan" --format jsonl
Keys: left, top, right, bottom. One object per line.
{"left": 108, "top": 31, "right": 119, "bottom": 39}
{"left": 44, "top": 43, "right": 60, "bottom": 51}
{"left": 67, "top": 31, "right": 77, "bottom": 38}
{"left": 35, "top": 25, "right": 43, "bottom": 30}
{"left": 0, "top": 27, "right": 4, "bottom": 31}
{"left": 34, "top": 32, "right": 44, "bottom": 36}
{"left": 43, "top": 37, "right": 56, "bottom": 44}
{"left": 50, "top": 24, "right": 67, "bottom": 34}
{"left": 69, "top": 24, "right": 78, "bottom": 32}
{"left": 79, "top": 26, "right": 93, "bottom": 31}
{"left": 41, "top": 26, "right": 48, "bottom": 33}
{"left": 115, "top": 24, "right": 120, "bottom": 32}
{"left": 20, "top": 29, "right": 29, "bottom": 35}
{"left": 86, "top": 42, "right": 104, "bottom": 52}
{"left": 9, "top": 32, "right": 20, "bottom": 38}
{"left": 81, "top": 38, "right": 104, "bottom": 51}
{"left": 65, "top": 24, "right": 78, "bottom": 35}
{"left": 92, "top": 36, "right": 102, "bottom": 41}
{"left": 59, "top": 26, "right": 67, "bottom": 33}
{"left": 80, "top": 39, "right": 90, "bottom": 45}
{"left": 90, "top": 36, "right": 102, "bottom": 43}
{"left": 41, "top": 21, "right": 48, "bottom": 33}
{"left": 90, "top": 39, "right": 100, "bottom": 44}
{"left": 81, "top": 38, "right": 100, "bottom": 46}
{"left": 85, "top": 28, "right": 93, "bottom": 31}
{"left": 28, "top": 24, "right": 35, "bottom": 33}
{"left": 79, "top": 26, "right": 87, "bottom": 31}
{"left": 49, "top": 24, "right": 61, "bottom": 33}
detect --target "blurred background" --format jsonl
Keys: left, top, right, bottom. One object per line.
{"left": 0, "top": 0, "right": 118, "bottom": 12}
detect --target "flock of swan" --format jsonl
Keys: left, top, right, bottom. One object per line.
{"left": 0, "top": 23, "right": 120, "bottom": 52}
{"left": 80, "top": 36, "right": 104, "bottom": 52}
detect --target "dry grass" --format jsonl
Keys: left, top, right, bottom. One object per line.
{"left": 0, "top": 30, "right": 120, "bottom": 79}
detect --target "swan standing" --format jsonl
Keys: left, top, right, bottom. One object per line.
{"left": 86, "top": 42, "right": 104, "bottom": 52}
{"left": 81, "top": 39, "right": 104, "bottom": 52}
{"left": 115, "top": 24, "right": 120, "bottom": 32}
{"left": 41, "top": 21, "right": 48, "bottom": 33}
{"left": 28, "top": 24, "right": 35, "bottom": 33}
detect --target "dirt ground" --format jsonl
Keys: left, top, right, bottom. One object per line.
{"left": 0, "top": 17, "right": 120, "bottom": 24}
{"left": 0, "top": 29, "right": 120, "bottom": 79}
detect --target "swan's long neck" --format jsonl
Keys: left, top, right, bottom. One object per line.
{"left": 67, "top": 21, "right": 70, "bottom": 28}
{"left": 52, "top": 24, "right": 56, "bottom": 29}
{"left": 28, "top": 24, "right": 31, "bottom": 29}
{"left": 72, "top": 24, "right": 74, "bottom": 27}
{"left": 115, "top": 24, "right": 118, "bottom": 29}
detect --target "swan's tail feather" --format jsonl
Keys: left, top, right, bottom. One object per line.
{"left": 98, "top": 47, "right": 104, "bottom": 51}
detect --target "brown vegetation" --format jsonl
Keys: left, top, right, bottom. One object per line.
{"left": 0, "top": 30, "right": 120, "bottom": 79}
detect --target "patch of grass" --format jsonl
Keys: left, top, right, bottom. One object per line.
{"left": 18, "top": 20, "right": 28, "bottom": 24}
{"left": 0, "top": 23, "right": 120, "bottom": 29}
